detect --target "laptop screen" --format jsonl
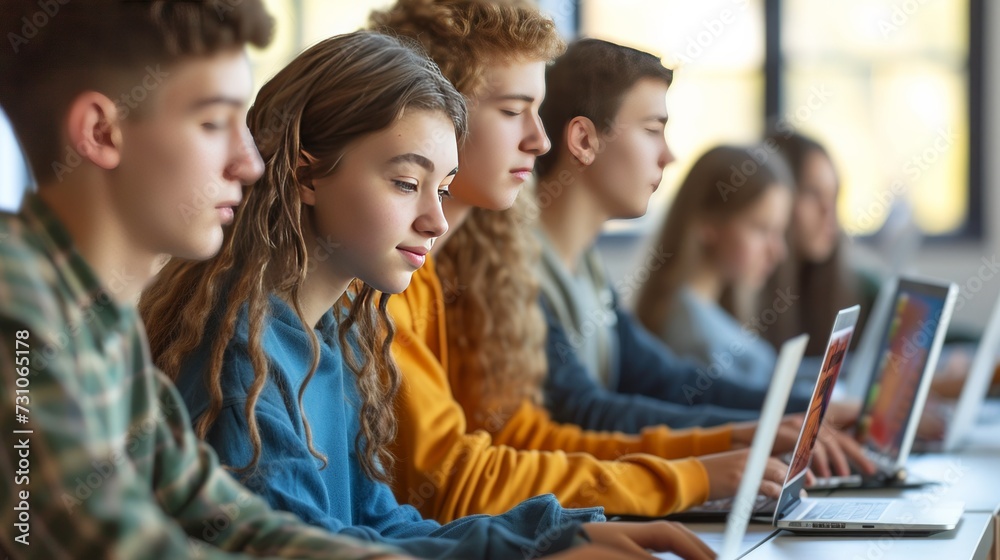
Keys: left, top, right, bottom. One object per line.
{"left": 773, "top": 307, "right": 859, "bottom": 520}
{"left": 854, "top": 281, "right": 949, "bottom": 462}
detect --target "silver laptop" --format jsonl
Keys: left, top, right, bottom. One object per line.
{"left": 717, "top": 334, "right": 809, "bottom": 560}
{"left": 940, "top": 293, "right": 1000, "bottom": 451}
{"left": 809, "top": 277, "right": 958, "bottom": 489}
{"left": 654, "top": 334, "right": 809, "bottom": 560}
{"left": 773, "top": 304, "right": 963, "bottom": 535}
{"left": 652, "top": 335, "right": 809, "bottom": 526}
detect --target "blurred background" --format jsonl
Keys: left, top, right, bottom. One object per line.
{"left": 0, "top": 0, "right": 992, "bottom": 329}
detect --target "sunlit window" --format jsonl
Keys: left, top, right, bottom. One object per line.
{"left": 580, "top": 0, "right": 976, "bottom": 239}
{"left": 782, "top": 1, "right": 970, "bottom": 236}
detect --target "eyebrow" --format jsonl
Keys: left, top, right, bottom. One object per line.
{"left": 188, "top": 96, "right": 246, "bottom": 111}
{"left": 388, "top": 152, "right": 435, "bottom": 172}
{"left": 491, "top": 94, "right": 536, "bottom": 103}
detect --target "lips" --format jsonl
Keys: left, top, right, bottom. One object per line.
{"left": 397, "top": 246, "right": 429, "bottom": 268}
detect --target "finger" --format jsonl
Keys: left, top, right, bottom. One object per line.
{"left": 805, "top": 468, "right": 816, "bottom": 486}
{"left": 811, "top": 439, "right": 831, "bottom": 478}
{"left": 660, "top": 523, "right": 716, "bottom": 560}
{"left": 669, "top": 522, "right": 716, "bottom": 559}
{"left": 759, "top": 480, "right": 783, "bottom": 499}
{"left": 821, "top": 429, "right": 851, "bottom": 476}
{"left": 833, "top": 430, "right": 876, "bottom": 475}
{"left": 547, "top": 544, "right": 653, "bottom": 560}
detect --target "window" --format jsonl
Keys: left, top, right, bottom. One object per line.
{"left": 578, "top": 0, "right": 980, "bottom": 239}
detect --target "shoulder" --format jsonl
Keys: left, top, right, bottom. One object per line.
{"left": 0, "top": 211, "right": 71, "bottom": 340}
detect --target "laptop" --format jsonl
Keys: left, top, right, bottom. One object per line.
{"left": 630, "top": 334, "right": 808, "bottom": 527}
{"left": 807, "top": 277, "right": 959, "bottom": 490}
{"left": 939, "top": 293, "right": 1000, "bottom": 451}
{"left": 717, "top": 334, "right": 808, "bottom": 560}
{"left": 653, "top": 334, "right": 809, "bottom": 559}
{"left": 773, "top": 303, "right": 964, "bottom": 535}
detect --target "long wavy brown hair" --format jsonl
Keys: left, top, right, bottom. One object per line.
{"left": 140, "top": 31, "right": 466, "bottom": 483}
{"left": 635, "top": 145, "right": 794, "bottom": 334}
{"left": 371, "top": 0, "right": 564, "bottom": 432}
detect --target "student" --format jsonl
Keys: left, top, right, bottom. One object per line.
{"left": 635, "top": 145, "right": 796, "bottom": 393}
{"left": 531, "top": 38, "right": 872, "bottom": 480}
{"left": 139, "top": 31, "right": 713, "bottom": 560}
{"left": 755, "top": 131, "right": 879, "bottom": 357}
{"left": 0, "top": 2, "right": 408, "bottom": 558}
{"left": 373, "top": 0, "right": 792, "bottom": 523}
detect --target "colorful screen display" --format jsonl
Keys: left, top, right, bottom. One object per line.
{"left": 854, "top": 288, "right": 946, "bottom": 459}
{"left": 787, "top": 326, "right": 855, "bottom": 482}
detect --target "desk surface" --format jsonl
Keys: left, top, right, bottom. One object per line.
{"left": 740, "top": 512, "right": 993, "bottom": 560}
{"left": 824, "top": 453, "right": 1000, "bottom": 514}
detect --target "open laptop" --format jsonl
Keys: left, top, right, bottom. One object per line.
{"left": 653, "top": 334, "right": 809, "bottom": 559}
{"left": 808, "top": 277, "right": 958, "bottom": 490}
{"left": 773, "top": 303, "right": 963, "bottom": 535}
{"left": 938, "top": 293, "right": 1000, "bottom": 451}
{"left": 633, "top": 334, "right": 808, "bottom": 527}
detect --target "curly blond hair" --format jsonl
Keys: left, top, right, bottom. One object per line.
{"left": 434, "top": 194, "right": 547, "bottom": 432}
{"left": 372, "top": 0, "right": 561, "bottom": 432}
{"left": 370, "top": 0, "right": 564, "bottom": 97}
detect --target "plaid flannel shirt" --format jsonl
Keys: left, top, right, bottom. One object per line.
{"left": 0, "top": 194, "right": 401, "bottom": 559}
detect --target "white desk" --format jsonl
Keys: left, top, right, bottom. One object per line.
{"left": 740, "top": 513, "right": 993, "bottom": 560}
{"left": 824, "top": 453, "right": 1000, "bottom": 514}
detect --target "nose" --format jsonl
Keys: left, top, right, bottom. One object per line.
{"left": 520, "top": 112, "right": 551, "bottom": 156}
{"left": 414, "top": 188, "right": 449, "bottom": 240}
{"left": 225, "top": 124, "right": 265, "bottom": 186}
{"left": 658, "top": 137, "right": 676, "bottom": 170}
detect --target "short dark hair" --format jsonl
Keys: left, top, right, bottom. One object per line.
{"left": 0, "top": 0, "right": 274, "bottom": 184}
{"left": 536, "top": 38, "right": 673, "bottom": 177}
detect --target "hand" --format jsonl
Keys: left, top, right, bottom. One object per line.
{"left": 730, "top": 417, "right": 806, "bottom": 455}
{"left": 810, "top": 422, "right": 875, "bottom": 477}
{"left": 699, "top": 449, "right": 788, "bottom": 500}
{"left": 580, "top": 521, "right": 716, "bottom": 560}
{"left": 775, "top": 413, "right": 876, "bottom": 477}
{"left": 931, "top": 351, "right": 972, "bottom": 399}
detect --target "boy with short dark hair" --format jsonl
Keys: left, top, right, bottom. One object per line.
{"left": 0, "top": 1, "right": 405, "bottom": 557}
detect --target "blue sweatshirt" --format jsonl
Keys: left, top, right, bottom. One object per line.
{"left": 175, "top": 295, "right": 604, "bottom": 559}
{"left": 541, "top": 294, "right": 815, "bottom": 432}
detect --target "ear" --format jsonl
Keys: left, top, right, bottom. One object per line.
{"left": 297, "top": 150, "right": 317, "bottom": 206}
{"left": 64, "top": 92, "right": 123, "bottom": 171}
{"left": 565, "top": 116, "right": 600, "bottom": 167}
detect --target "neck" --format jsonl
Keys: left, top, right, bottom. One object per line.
{"left": 294, "top": 216, "right": 352, "bottom": 328}
{"left": 432, "top": 197, "right": 473, "bottom": 256}
{"left": 687, "top": 260, "right": 724, "bottom": 302}
{"left": 37, "top": 178, "right": 157, "bottom": 305}
{"left": 537, "top": 161, "right": 608, "bottom": 273}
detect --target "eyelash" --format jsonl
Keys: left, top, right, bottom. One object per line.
{"left": 501, "top": 110, "right": 521, "bottom": 117}
{"left": 393, "top": 180, "right": 418, "bottom": 193}
{"left": 202, "top": 122, "right": 225, "bottom": 131}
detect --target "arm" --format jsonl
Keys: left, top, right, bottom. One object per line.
{"left": 0, "top": 319, "right": 397, "bottom": 560}
{"left": 613, "top": 309, "right": 780, "bottom": 410}
{"left": 387, "top": 297, "right": 711, "bottom": 522}
{"left": 541, "top": 298, "right": 760, "bottom": 432}
{"left": 206, "top": 399, "right": 589, "bottom": 559}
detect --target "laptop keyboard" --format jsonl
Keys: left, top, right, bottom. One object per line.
{"left": 696, "top": 494, "right": 778, "bottom": 515}
{"left": 809, "top": 502, "right": 889, "bottom": 521}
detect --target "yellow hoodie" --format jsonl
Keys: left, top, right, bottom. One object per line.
{"left": 387, "top": 257, "right": 734, "bottom": 522}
